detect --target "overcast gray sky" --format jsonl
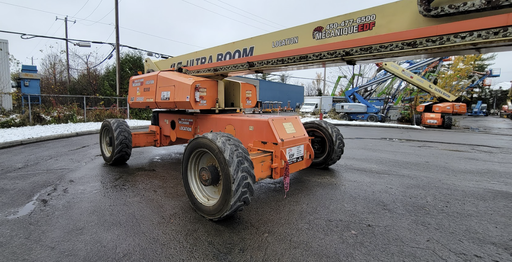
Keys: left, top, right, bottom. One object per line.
{"left": 1, "top": 0, "right": 511, "bottom": 89}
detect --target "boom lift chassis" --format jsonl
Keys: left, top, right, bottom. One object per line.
{"left": 99, "top": 71, "right": 344, "bottom": 220}
{"left": 99, "top": 1, "right": 512, "bottom": 220}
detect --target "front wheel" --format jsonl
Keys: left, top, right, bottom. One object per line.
{"left": 443, "top": 116, "right": 453, "bottom": 129}
{"left": 367, "top": 114, "right": 378, "bottom": 122}
{"left": 339, "top": 113, "right": 349, "bottom": 121}
{"left": 414, "top": 114, "right": 422, "bottom": 126}
{"left": 100, "top": 119, "right": 132, "bottom": 165}
{"left": 182, "top": 133, "right": 255, "bottom": 220}
{"left": 303, "top": 120, "right": 345, "bottom": 169}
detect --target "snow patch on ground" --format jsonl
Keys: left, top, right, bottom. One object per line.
{"left": 0, "top": 115, "right": 420, "bottom": 144}
{"left": 300, "top": 116, "right": 424, "bottom": 129}
{"left": 0, "top": 120, "right": 151, "bottom": 143}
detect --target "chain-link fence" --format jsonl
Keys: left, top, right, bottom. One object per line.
{"left": 1, "top": 92, "right": 131, "bottom": 125}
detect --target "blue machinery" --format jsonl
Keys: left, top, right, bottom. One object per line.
{"left": 18, "top": 65, "right": 42, "bottom": 108}
{"left": 466, "top": 68, "right": 500, "bottom": 116}
{"left": 337, "top": 58, "right": 446, "bottom": 122}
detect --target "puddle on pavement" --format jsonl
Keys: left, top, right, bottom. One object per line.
{"left": 6, "top": 193, "right": 40, "bottom": 219}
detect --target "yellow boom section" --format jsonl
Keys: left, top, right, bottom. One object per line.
{"left": 380, "top": 62, "right": 456, "bottom": 101}
{"left": 145, "top": 0, "right": 512, "bottom": 77}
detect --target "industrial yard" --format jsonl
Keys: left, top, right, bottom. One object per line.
{"left": 0, "top": 115, "right": 511, "bottom": 261}
{"left": 1, "top": 0, "right": 512, "bottom": 261}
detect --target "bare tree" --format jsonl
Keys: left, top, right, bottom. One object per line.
{"left": 303, "top": 83, "right": 317, "bottom": 96}
{"left": 254, "top": 73, "right": 275, "bottom": 81}
{"left": 39, "top": 45, "right": 67, "bottom": 95}
{"left": 277, "top": 72, "right": 291, "bottom": 83}
{"left": 302, "top": 72, "right": 324, "bottom": 96}
{"left": 312, "top": 72, "right": 323, "bottom": 94}
{"left": 70, "top": 50, "right": 103, "bottom": 96}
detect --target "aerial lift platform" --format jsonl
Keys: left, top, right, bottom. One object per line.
{"left": 100, "top": 1, "right": 512, "bottom": 220}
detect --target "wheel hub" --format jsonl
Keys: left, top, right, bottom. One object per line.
{"left": 107, "top": 136, "right": 113, "bottom": 147}
{"left": 199, "top": 165, "right": 220, "bottom": 186}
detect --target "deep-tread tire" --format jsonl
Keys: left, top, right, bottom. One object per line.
{"left": 100, "top": 119, "right": 132, "bottom": 165}
{"left": 339, "top": 113, "right": 349, "bottom": 121}
{"left": 151, "top": 111, "right": 159, "bottom": 126}
{"left": 367, "top": 114, "right": 378, "bottom": 122}
{"left": 443, "top": 116, "right": 453, "bottom": 129}
{"left": 414, "top": 115, "right": 422, "bottom": 126}
{"left": 379, "top": 115, "right": 387, "bottom": 123}
{"left": 182, "top": 132, "right": 255, "bottom": 220}
{"left": 303, "top": 120, "right": 345, "bottom": 169}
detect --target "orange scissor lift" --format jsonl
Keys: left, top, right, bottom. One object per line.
{"left": 99, "top": 71, "right": 344, "bottom": 220}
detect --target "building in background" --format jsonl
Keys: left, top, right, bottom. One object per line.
{"left": 230, "top": 77, "right": 304, "bottom": 110}
{"left": 0, "top": 39, "right": 12, "bottom": 111}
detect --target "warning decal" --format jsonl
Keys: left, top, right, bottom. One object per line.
{"left": 286, "top": 145, "right": 304, "bottom": 164}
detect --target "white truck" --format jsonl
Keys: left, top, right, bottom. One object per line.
{"left": 0, "top": 39, "right": 12, "bottom": 111}
{"left": 299, "top": 96, "right": 333, "bottom": 114}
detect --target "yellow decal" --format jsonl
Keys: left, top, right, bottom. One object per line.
{"left": 283, "top": 122, "right": 296, "bottom": 134}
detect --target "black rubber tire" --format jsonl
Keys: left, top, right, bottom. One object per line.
{"left": 151, "top": 111, "right": 159, "bottom": 126}
{"left": 367, "top": 114, "right": 378, "bottom": 122}
{"left": 303, "top": 120, "right": 345, "bottom": 169}
{"left": 379, "top": 115, "right": 387, "bottom": 123}
{"left": 99, "top": 119, "right": 132, "bottom": 165}
{"left": 443, "top": 116, "right": 453, "bottom": 129}
{"left": 339, "top": 113, "right": 349, "bottom": 121}
{"left": 182, "top": 132, "right": 255, "bottom": 221}
{"left": 414, "top": 115, "right": 422, "bottom": 126}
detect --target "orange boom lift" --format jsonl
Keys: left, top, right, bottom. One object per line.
{"left": 100, "top": 1, "right": 512, "bottom": 220}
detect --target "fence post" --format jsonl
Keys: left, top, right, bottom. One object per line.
{"left": 84, "top": 96, "right": 87, "bottom": 122}
{"left": 28, "top": 94, "right": 32, "bottom": 125}
{"left": 127, "top": 99, "right": 130, "bottom": 119}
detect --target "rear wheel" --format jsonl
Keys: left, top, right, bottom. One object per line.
{"left": 367, "top": 114, "right": 378, "bottom": 122}
{"left": 379, "top": 115, "right": 387, "bottom": 123}
{"left": 414, "top": 114, "right": 422, "bottom": 126}
{"left": 182, "top": 133, "right": 255, "bottom": 220}
{"left": 443, "top": 116, "right": 453, "bottom": 129}
{"left": 303, "top": 120, "right": 345, "bottom": 169}
{"left": 100, "top": 119, "right": 132, "bottom": 165}
{"left": 339, "top": 113, "right": 349, "bottom": 121}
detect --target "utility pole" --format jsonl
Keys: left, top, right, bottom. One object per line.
{"left": 323, "top": 64, "right": 327, "bottom": 95}
{"left": 56, "top": 16, "right": 76, "bottom": 94}
{"left": 115, "top": 0, "right": 121, "bottom": 108}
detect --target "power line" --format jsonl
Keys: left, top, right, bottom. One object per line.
{"left": 203, "top": 0, "right": 281, "bottom": 30}
{"left": 0, "top": 29, "right": 174, "bottom": 58}
{"left": 79, "top": 5, "right": 115, "bottom": 27}
{"left": 80, "top": 0, "right": 105, "bottom": 21}
{"left": 69, "top": 46, "right": 116, "bottom": 70}
{"left": 105, "top": 28, "right": 116, "bottom": 42}
{"left": 182, "top": 0, "right": 269, "bottom": 33}
{"left": 72, "top": 0, "right": 92, "bottom": 17}
{"left": 217, "top": 0, "right": 286, "bottom": 28}
{"left": 27, "top": 21, "right": 59, "bottom": 58}
{"left": 0, "top": 1, "right": 106, "bottom": 26}
{"left": 0, "top": 1, "right": 202, "bottom": 50}
{"left": 0, "top": 1, "right": 61, "bottom": 16}
{"left": 121, "top": 27, "right": 206, "bottom": 49}
{"left": 31, "top": 22, "right": 65, "bottom": 59}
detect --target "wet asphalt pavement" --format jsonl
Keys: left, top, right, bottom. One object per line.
{"left": 1, "top": 116, "right": 512, "bottom": 261}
